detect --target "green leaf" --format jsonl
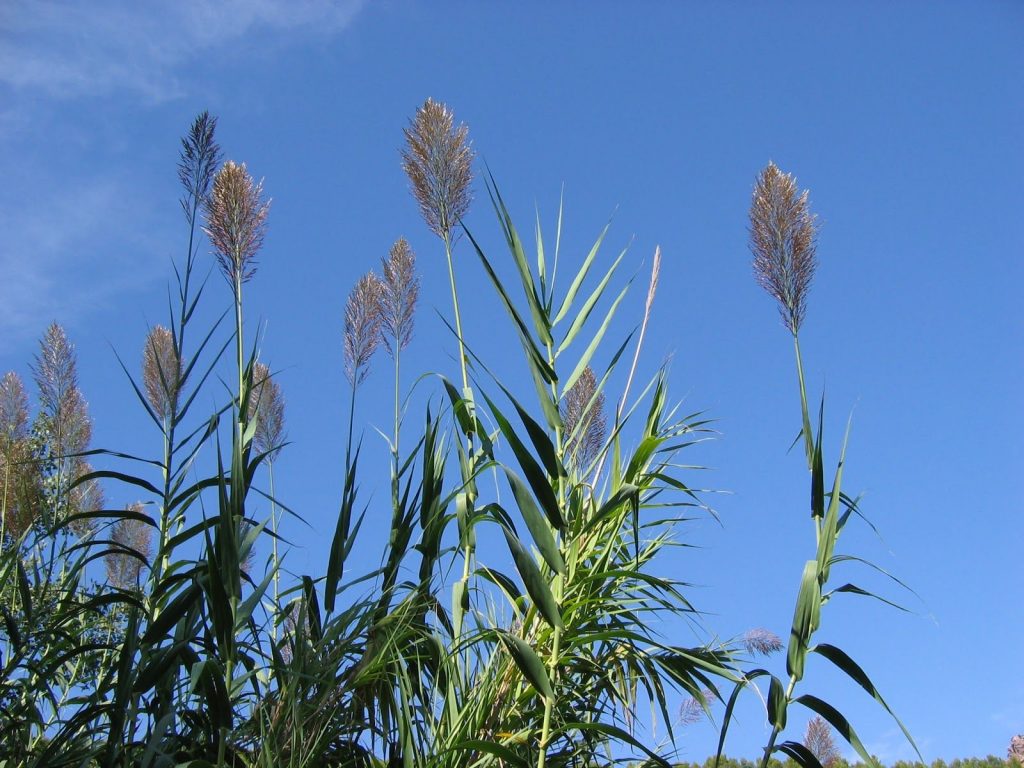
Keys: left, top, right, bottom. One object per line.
{"left": 563, "top": 721, "right": 671, "bottom": 768}
{"left": 811, "top": 643, "right": 921, "bottom": 758}
{"left": 502, "top": 525, "right": 563, "bottom": 629}
{"left": 504, "top": 470, "right": 565, "bottom": 575}
{"left": 496, "top": 630, "right": 553, "bottom": 699}
{"left": 449, "top": 739, "right": 529, "bottom": 768}
{"left": 464, "top": 224, "right": 556, "bottom": 384}
{"left": 553, "top": 221, "right": 611, "bottom": 325}
{"left": 715, "top": 669, "right": 771, "bottom": 767}
{"left": 488, "top": 178, "right": 553, "bottom": 347}
{"left": 484, "top": 391, "right": 564, "bottom": 530}
{"left": 767, "top": 674, "right": 787, "bottom": 730}
{"left": 777, "top": 741, "right": 825, "bottom": 768}
{"left": 787, "top": 560, "right": 820, "bottom": 681}
{"left": 795, "top": 694, "right": 878, "bottom": 768}
{"left": 556, "top": 247, "right": 625, "bottom": 356}
{"left": 561, "top": 279, "right": 632, "bottom": 394}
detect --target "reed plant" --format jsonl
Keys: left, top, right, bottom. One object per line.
{"left": 714, "top": 163, "right": 918, "bottom": 768}
{"left": 0, "top": 109, "right": 914, "bottom": 768}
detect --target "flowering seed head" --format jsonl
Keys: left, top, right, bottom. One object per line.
{"left": 402, "top": 98, "right": 475, "bottom": 241}
{"left": 204, "top": 161, "right": 270, "bottom": 288}
{"left": 32, "top": 323, "right": 91, "bottom": 455}
{"left": 178, "top": 111, "right": 221, "bottom": 224}
{"left": 344, "top": 272, "right": 384, "bottom": 387}
{"left": 69, "top": 459, "right": 103, "bottom": 538}
{"left": 562, "top": 366, "right": 607, "bottom": 470}
{"left": 142, "top": 326, "right": 182, "bottom": 421}
{"left": 250, "top": 362, "right": 286, "bottom": 460}
{"left": 106, "top": 502, "right": 152, "bottom": 590}
{"left": 0, "top": 372, "right": 29, "bottom": 445}
{"left": 749, "top": 162, "right": 818, "bottom": 334}
{"left": 380, "top": 237, "right": 419, "bottom": 357}
{"left": 804, "top": 715, "right": 840, "bottom": 768}
{"left": 742, "top": 627, "right": 783, "bottom": 656}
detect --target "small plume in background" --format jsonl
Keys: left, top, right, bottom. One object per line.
{"left": 1009, "top": 734, "right": 1024, "bottom": 765}
{"left": 402, "top": 98, "right": 474, "bottom": 241}
{"left": 0, "top": 371, "right": 39, "bottom": 541}
{"left": 142, "top": 325, "right": 182, "bottom": 421}
{"left": 250, "top": 362, "right": 286, "bottom": 460}
{"left": 106, "top": 502, "right": 153, "bottom": 590}
{"left": 749, "top": 162, "right": 818, "bottom": 334}
{"left": 67, "top": 459, "right": 103, "bottom": 538}
{"left": 562, "top": 366, "right": 607, "bottom": 470}
{"left": 239, "top": 519, "right": 256, "bottom": 578}
{"left": 379, "top": 237, "right": 419, "bottom": 358}
{"left": 344, "top": 272, "right": 384, "bottom": 387}
{"left": 204, "top": 160, "right": 270, "bottom": 288}
{"left": 804, "top": 715, "right": 840, "bottom": 768}
{"left": 178, "top": 111, "right": 221, "bottom": 225}
{"left": 742, "top": 627, "right": 783, "bottom": 656}
{"left": 0, "top": 371, "right": 29, "bottom": 443}
{"left": 32, "top": 322, "right": 92, "bottom": 457}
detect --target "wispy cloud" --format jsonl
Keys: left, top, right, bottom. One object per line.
{"left": 0, "top": 0, "right": 366, "bottom": 101}
{"left": 0, "top": 175, "right": 171, "bottom": 354}
{"left": 0, "top": 0, "right": 366, "bottom": 354}
{"left": 852, "top": 727, "right": 932, "bottom": 764}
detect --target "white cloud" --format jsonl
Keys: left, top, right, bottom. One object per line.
{"left": 0, "top": 175, "right": 171, "bottom": 354}
{"left": 0, "top": 0, "right": 366, "bottom": 101}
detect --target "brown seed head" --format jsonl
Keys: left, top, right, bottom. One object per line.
{"left": 804, "top": 715, "right": 840, "bottom": 768}
{"left": 143, "top": 326, "right": 182, "bottom": 421}
{"left": 250, "top": 362, "right": 286, "bottom": 460}
{"left": 68, "top": 459, "right": 103, "bottom": 538}
{"left": 380, "top": 237, "right": 419, "bottom": 358}
{"left": 749, "top": 162, "right": 818, "bottom": 334}
{"left": 344, "top": 272, "right": 384, "bottom": 387}
{"left": 32, "top": 323, "right": 91, "bottom": 456}
{"left": 402, "top": 98, "right": 474, "bottom": 241}
{"left": 562, "top": 366, "right": 607, "bottom": 470}
{"left": 106, "top": 502, "right": 153, "bottom": 590}
{"left": 178, "top": 111, "right": 221, "bottom": 225}
{"left": 204, "top": 161, "right": 270, "bottom": 288}
{"left": 0, "top": 372, "right": 29, "bottom": 446}
{"left": 742, "top": 627, "right": 783, "bottom": 656}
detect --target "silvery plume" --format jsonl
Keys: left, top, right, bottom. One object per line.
{"left": 204, "top": 160, "right": 270, "bottom": 289}
{"left": 402, "top": 98, "right": 474, "bottom": 242}
{"left": 344, "top": 272, "right": 384, "bottom": 387}
{"left": 749, "top": 161, "right": 818, "bottom": 334}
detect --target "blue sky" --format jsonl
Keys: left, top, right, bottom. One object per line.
{"left": 1, "top": 0, "right": 1022, "bottom": 761}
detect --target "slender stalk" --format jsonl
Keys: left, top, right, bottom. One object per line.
{"left": 794, "top": 334, "right": 813, "bottom": 472}
{"left": 759, "top": 674, "right": 799, "bottom": 768}
{"left": 268, "top": 459, "right": 280, "bottom": 641}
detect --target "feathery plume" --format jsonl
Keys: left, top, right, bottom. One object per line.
{"left": 678, "top": 688, "right": 715, "bottom": 726}
{"left": 106, "top": 502, "right": 153, "bottom": 590}
{"left": 1009, "top": 735, "right": 1024, "bottom": 765}
{"left": 32, "top": 323, "right": 92, "bottom": 456}
{"left": 379, "top": 237, "right": 419, "bottom": 357}
{"left": 804, "top": 715, "right": 840, "bottom": 768}
{"left": 239, "top": 519, "right": 256, "bottom": 578}
{"left": 178, "top": 111, "right": 221, "bottom": 224}
{"left": 562, "top": 366, "right": 607, "bottom": 470}
{"left": 749, "top": 162, "right": 818, "bottom": 334}
{"left": 0, "top": 372, "right": 29, "bottom": 445}
{"left": 68, "top": 459, "right": 103, "bottom": 538}
{"left": 742, "top": 627, "right": 783, "bottom": 656}
{"left": 402, "top": 98, "right": 475, "bottom": 241}
{"left": 204, "top": 161, "right": 270, "bottom": 288}
{"left": 344, "top": 272, "right": 384, "bottom": 387}
{"left": 250, "top": 362, "right": 286, "bottom": 460}
{"left": 142, "top": 325, "right": 182, "bottom": 421}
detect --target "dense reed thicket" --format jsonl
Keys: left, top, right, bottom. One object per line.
{"left": 0, "top": 105, "right": 923, "bottom": 768}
